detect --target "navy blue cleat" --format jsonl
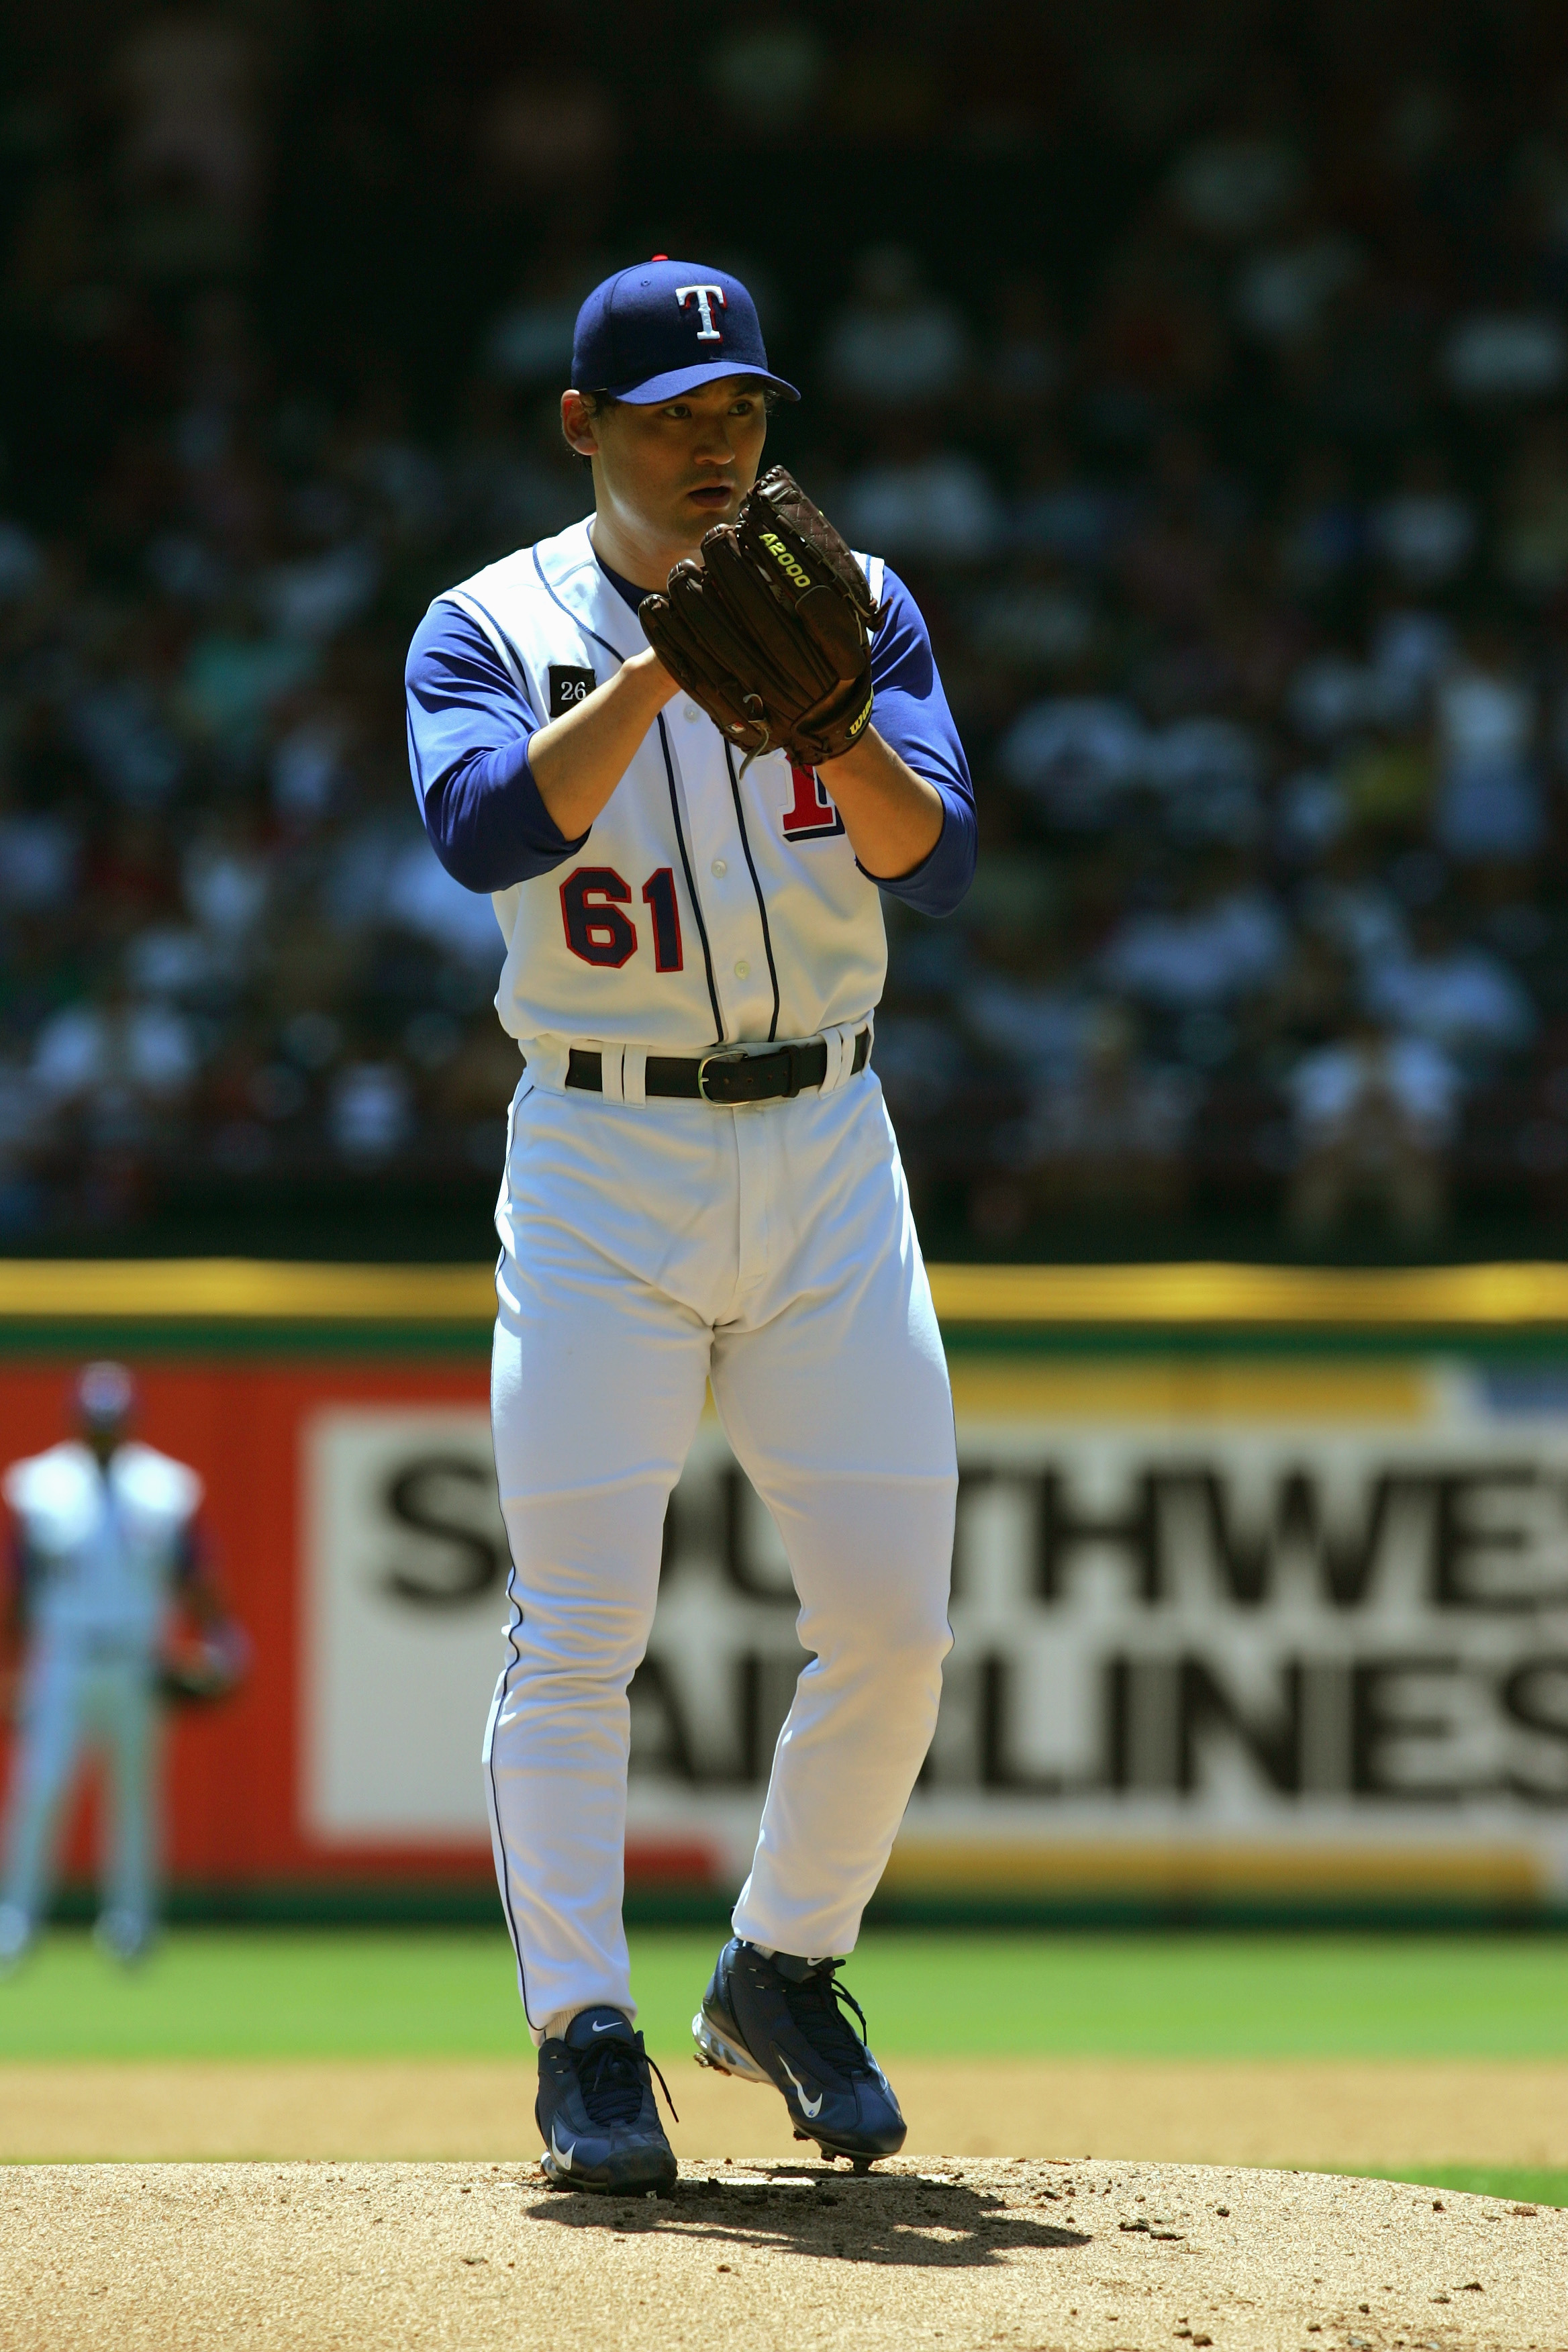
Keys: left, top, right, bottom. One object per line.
{"left": 536, "top": 2006, "right": 679, "bottom": 2192}
{"left": 693, "top": 1939, "right": 906, "bottom": 2169}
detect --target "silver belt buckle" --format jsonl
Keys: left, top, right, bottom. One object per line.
{"left": 697, "top": 1046, "right": 752, "bottom": 1104}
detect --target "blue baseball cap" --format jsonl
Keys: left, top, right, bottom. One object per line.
{"left": 571, "top": 258, "right": 799, "bottom": 404}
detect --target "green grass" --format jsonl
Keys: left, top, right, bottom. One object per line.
{"left": 1, "top": 1928, "right": 1565, "bottom": 2062}
{"left": 1338, "top": 2166, "right": 1568, "bottom": 2210}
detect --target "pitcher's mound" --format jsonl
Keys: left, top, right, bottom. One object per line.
{"left": 1, "top": 2155, "right": 1560, "bottom": 2351}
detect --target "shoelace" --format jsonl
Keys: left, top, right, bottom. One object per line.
{"left": 576, "top": 2034, "right": 680, "bottom": 2128}
{"left": 779, "top": 1960, "right": 875, "bottom": 2079}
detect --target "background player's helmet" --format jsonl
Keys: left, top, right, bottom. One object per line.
{"left": 75, "top": 1360, "right": 136, "bottom": 1432}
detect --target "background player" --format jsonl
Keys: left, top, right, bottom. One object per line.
{"left": 405, "top": 260, "right": 975, "bottom": 2189}
{"left": 0, "top": 1363, "right": 229, "bottom": 1971}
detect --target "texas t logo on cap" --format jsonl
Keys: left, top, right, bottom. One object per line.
{"left": 677, "top": 284, "right": 726, "bottom": 341}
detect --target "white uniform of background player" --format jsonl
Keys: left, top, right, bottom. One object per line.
{"left": 0, "top": 1363, "right": 203, "bottom": 1967}
{"left": 405, "top": 261, "right": 974, "bottom": 2053}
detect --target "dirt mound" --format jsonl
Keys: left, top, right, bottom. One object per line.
{"left": 1, "top": 2156, "right": 1561, "bottom": 2351}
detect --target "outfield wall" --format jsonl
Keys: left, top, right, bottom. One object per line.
{"left": 2, "top": 1261, "right": 1567, "bottom": 1921}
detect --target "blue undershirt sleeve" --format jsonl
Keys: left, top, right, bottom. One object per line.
{"left": 854, "top": 564, "right": 975, "bottom": 919}
{"left": 405, "top": 599, "right": 588, "bottom": 892}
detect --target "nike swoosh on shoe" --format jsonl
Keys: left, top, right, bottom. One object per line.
{"left": 779, "top": 2057, "right": 823, "bottom": 2118}
{"left": 550, "top": 2125, "right": 575, "bottom": 2171}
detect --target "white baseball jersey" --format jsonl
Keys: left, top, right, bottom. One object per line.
{"left": 4, "top": 1442, "right": 201, "bottom": 1650}
{"left": 444, "top": 519, "right": 889, "bottom": 1057}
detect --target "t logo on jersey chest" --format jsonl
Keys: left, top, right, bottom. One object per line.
{"left": 781, "top": 764, "right": 845, "bottom": 842}
{"left": 547, "top": 665, "right": 596, "bottom": 718}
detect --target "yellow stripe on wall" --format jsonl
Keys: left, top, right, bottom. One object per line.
{"left": 0, "top": 1261, "right": 499, "bottom": 1322}
{"left": 0, "top": 1258, "right": 1565, "bottom": 1330}
{"left": 928, "top": 1261, "right": 1568, "bottom": 1328}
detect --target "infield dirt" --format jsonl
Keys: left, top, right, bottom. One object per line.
{"left": 2, "top": 2155, "right": 1563, "bottom": 2352}
{"left": 1, "top": 2055, "right": 1565, "bottom": 2167}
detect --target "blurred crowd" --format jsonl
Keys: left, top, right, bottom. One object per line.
{"left": 4, "top": 0, "right": 1568, "bottom": 1256}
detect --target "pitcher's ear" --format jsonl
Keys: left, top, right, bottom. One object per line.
{"left": 561, "top": 388, "right": 604, "bottom": 456}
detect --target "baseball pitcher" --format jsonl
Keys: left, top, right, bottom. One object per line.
{"left": 405, "top": 259, "right": 974, "bottom": 2188}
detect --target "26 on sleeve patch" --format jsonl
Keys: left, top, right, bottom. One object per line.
{"left": 548, "top": 665, "right": 597, "bottom": 717}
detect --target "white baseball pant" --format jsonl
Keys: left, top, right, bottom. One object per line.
{"left": 483, "top": 1065, "right": 957, "bottom": 2043}
{"left": 1, "top": 1634, "right": 160, "bottom": 1938}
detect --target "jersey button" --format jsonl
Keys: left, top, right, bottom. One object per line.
{"left": 711, "top": 857, "right": 727, "bottom": 877}
{"left": 683, "top": 705, "right": 700, "bottom": 722}
{"left": 734, "top": 959, "right": 750, "bottom": 979}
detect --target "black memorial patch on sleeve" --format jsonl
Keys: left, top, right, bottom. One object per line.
{"left": 547, "top": 665, "right": 597, "bottom": 718}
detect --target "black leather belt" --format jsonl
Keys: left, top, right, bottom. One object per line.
{"left": 566, "top": 1028, "right": 870, "bottom": 1107}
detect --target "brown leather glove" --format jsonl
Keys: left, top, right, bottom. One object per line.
{"left": 640, "top": 467, "right": 880, "bottom": 767}
{"left": 158, "top": 1617, "right": 252, "bottom": 1705}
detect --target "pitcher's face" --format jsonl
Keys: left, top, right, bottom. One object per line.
{"left": 562, "top": 377, "right": 770, "bottom": 555}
